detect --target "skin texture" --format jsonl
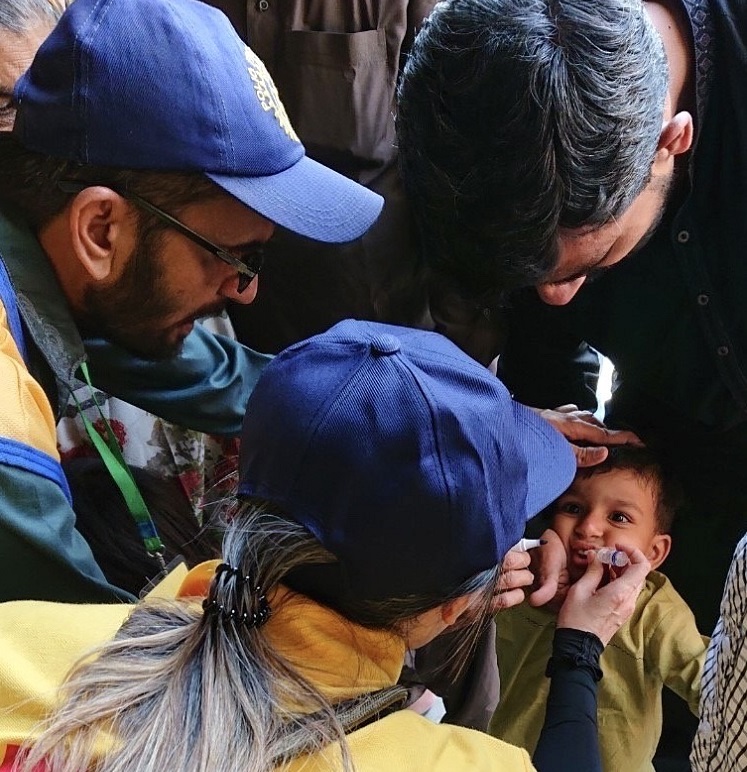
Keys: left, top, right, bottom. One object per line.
{"left": 537, "top": 162, "right": 677, "bottom": 305}
{"left": 409, "top": 473, "right": 663, "bottom": 648}
{"left": 406, "top": 592, "right": 482, "bottom": 649}
{"left": 529, "top": 527, "right": 571, "bottom": 608}
{"left": 493, "top": 549, "right": 534, "bottom": 611}
{"left": 534, "top": 403, "right": 642, "bottom": 467}
{"left": 0, "top": 21, "right": 54, "bottom": 130}
{"left": 552, "top": 469, "right": 672, "bottom": 583}
{"left": 529, "top": 468, "right": 671, "bottom": 610}
{"left": 39, "top": 188, "right": 274, "bottom": 359}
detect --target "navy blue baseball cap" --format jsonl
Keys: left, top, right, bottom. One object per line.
{"left": 12, "top": 0, "right": 382, "bottom": 243}
{"left": 239, "top": 320, "right": 576, "bottom": 600}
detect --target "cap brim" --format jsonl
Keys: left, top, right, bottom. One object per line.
{"left": 208, "top": 156, "right": 383, "bottom": 243}
{"left": 511, "top": 401, "right": 576, "bottom": 521}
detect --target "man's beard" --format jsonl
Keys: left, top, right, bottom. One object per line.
{"left": 78, "top": 227, "right": 224, "bottom": 361}
{"left": 628, "top": 164, "right": 677, "bottom": 259}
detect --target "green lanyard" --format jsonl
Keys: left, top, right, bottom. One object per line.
{"left": 71, "top": 362, "right": 167, "bottom": 578}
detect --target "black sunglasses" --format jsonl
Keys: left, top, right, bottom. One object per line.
{"left": 58, "top": 181, "right": 265, "bottom": 293}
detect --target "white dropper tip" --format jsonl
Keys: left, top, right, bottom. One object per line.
{"left": 595, "top": 547, "right": 630, "bottom": 567}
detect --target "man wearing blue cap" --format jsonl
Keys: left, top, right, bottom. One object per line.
{"left": 0, "top": 0, "right": 382, "bottom": 603}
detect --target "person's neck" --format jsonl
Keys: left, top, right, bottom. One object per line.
{"left": 645, "top": 0, "right": 696, "bottom": 119}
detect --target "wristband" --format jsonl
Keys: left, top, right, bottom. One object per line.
{"left": 546, "top": 628, "right": 604, "bottom": 682}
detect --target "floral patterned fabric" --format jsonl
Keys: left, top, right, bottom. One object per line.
{"left": 57, "top": 317, "right": 240, "bottom": 520}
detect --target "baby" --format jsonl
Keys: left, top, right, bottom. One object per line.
{"left": 490, "top": 446, "right": 708, "bottom": 772}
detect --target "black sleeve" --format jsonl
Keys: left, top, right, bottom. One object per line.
{"left": 532, "top": 628, "right": 604, "bottom": 772}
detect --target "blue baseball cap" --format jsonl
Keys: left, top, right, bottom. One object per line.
{"left": 239, "top": 320, "right": 575, "bottom": 600}
{"left": 12, "top": 0, "right": 382, "bottom": 243}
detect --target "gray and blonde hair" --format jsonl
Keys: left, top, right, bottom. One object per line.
{"left": 17, "top": 500, "right": 498, "bottom": 772}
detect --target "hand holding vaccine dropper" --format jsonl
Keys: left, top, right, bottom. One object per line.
{"left": 594, "top": 547, "right": 630, "bottom": 567}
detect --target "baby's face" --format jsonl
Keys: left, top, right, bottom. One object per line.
{"left": 551, "top": 470, "right": 661, "bottom": 583}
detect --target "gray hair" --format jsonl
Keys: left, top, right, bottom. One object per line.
{"left": 397, "top": 0, "right": 669, "bottom": 300}
{"left": 16, "top": 501, "right": 498, "bottom": 772}
{"left": 0, "top": 0, "right": 64, "bottom": 32}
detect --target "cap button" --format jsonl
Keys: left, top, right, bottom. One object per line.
{"left": 370, "top": 334, "right": 401, "bottom": 355}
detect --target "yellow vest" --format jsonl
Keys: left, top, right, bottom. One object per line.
{"left": 0, "top": 562, "right": 534, "bottom": 771}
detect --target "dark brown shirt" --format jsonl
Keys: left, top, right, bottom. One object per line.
{"left": 208, "top": 0, "right": 435, "bottom": 352}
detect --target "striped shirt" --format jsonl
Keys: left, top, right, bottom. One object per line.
{"left": 691, "top": 534, "right": 747, "bottom": 770}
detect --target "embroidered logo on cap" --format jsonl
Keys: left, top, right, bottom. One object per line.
{"left": 245, "top": 47, "right": 299, "bottom": 143}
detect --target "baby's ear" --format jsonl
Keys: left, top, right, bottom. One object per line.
{"left": 647, "top": 533, "right": 672, "bottom": 571}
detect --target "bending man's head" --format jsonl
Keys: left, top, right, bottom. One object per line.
{"left": 398, "top": 0, "right": 687, "bottom": 307}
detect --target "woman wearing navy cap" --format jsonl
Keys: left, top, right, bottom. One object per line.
{"left": 1, "top": 321, "right": 649, "bottom": 772}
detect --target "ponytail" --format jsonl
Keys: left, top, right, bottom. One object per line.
{"left": 17, "top": 502, "right": 497, "bottom": 772}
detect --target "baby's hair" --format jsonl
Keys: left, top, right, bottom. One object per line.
{"left": 574, "top": 446, "right": 683, "bottom": 533}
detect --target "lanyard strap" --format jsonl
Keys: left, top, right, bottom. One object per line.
{"left": 72, "top": 362, "right": 167, "bottom": 575}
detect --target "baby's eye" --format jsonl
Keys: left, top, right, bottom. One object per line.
{"left": 558, "top": 501, "right": 582, "bottom": 515}
{"left": 609, "top": 511, "right": 630, "bottom": 524}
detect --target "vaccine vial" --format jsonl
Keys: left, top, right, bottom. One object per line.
{"left": 595, "top": 547, "right": 630, "bottom": 567}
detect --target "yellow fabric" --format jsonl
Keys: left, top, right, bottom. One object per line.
{"left": 0, "top": 601, "right": 129, "bottom": 749}
{"left": 285, "top": 709, "right": 535, "bottom": 771}
{"left": 0, "top": 301, "right": 58, "bottom": 459}
{"left": 144, "top": 561, "right": 189, "bottom": 599}
{"left": 490, "top": 571, "right": 708, "bottom": 772}
{"left": 0, "top": 562, "right": 534, "bottom": 771}
{"left": 176, "top": 559, "right": 220, "bottom": 597}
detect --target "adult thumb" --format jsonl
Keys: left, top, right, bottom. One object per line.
{"left": 572, "top": 553, "right": 605, "bottom": 596}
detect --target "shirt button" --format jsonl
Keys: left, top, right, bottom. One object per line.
{"left": 258, "top": 0, "right": 269, "bottom": 10}
{"left": 677, "top": 230, "right": 690, "bottom": 243}
{"left": 697, "top": 294, "right": 710, "bottom": 306}
{"left": 717, "top": 345, "right": 730, "bottom": 357}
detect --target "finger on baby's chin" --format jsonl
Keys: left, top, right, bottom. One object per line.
{"left": 527, "top": 578, "right": 559, "bottom": 608}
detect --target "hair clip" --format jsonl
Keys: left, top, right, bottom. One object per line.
{"left": 202, "top": 562, "right": 271, "bottom": 629}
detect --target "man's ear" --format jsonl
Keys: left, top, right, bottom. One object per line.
{"left": 67, "top": 186, "right": 131, "bottom": 281}
{"left": 647, "top": 533, "right": 672, "bottom": 571}
{"left": 656, "top": 111, "right": 694, "bottom": 163}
